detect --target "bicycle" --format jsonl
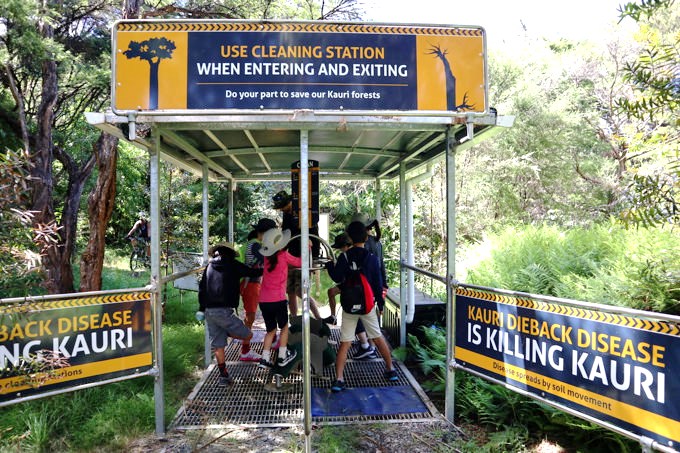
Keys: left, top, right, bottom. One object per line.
{"left": 127, "top": 236, "right": 150, "bottom": 273}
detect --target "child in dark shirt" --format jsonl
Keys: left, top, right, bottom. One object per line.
{"left": 197, "top": 243, "right": 263, "bottom": 386}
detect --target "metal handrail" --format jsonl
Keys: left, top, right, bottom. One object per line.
{"left": 400, "top": 261, "right": 447, "bottom": 284}
{"left": 160, "top": 266, "right": 205, "bottom": 285}
{"left": 399, "top": 261, "right": 680, "bottom": 324}
{"left": 0, "top": 286, "right": 151, "bottom": 304}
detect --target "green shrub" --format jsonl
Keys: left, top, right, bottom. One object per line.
{"left": 407, "top": 325, "right": 638, "bottom": 453}
{"left": 465, "top": 222, "right": 680, "bottom": 314}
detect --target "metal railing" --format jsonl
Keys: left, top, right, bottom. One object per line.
{"left": 160, "top": 265, "right": 205, "bottom": 285}
{"left": 0, "top": 287, "right": 151, "bottom": 304}
{"left": 400, "top": 261, "right": 680, "bottom": 453}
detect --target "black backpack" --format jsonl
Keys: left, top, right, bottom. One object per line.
{"left": 339, "top": 253, "right": 375, "bottom": 315}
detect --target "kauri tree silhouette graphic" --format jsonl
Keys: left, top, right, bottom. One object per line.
{"left": 123, "top": 38, "right": 176, "bottom": 109}
{"left": 427, "top": 43, "right": 474, "bottom": 112}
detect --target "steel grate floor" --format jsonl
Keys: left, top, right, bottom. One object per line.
{"left": 171, "top": 327, "right": 439, "bottom": 429}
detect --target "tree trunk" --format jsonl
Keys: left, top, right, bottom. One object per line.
{"left": 32, "top": 14, "right": 62, "bottom": 294}
{"left": 78, "top": 0, "right": 139, "bottom": 291}
{"left": 79, "top": 133, "right": 119, "bottom": 291}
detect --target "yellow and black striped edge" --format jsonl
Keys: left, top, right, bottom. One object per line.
{"left": 456, "top": 287, "right": 680, "bottom": 336}
{"left": 0, "top": 292, "right": 151, "bottom": 315}
{"left": 116, "top": 22, "right": 484, "bottom": 36}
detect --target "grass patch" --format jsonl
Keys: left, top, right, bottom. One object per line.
{"left": 0, "top": 249, "right": 204, "bottom": 452}
{"left": 312, "top": 426, "right": 363, "bottom": 453}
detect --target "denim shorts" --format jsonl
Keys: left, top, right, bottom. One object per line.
{"left": 205, "top": 307, "right": 251, "bottom": 349}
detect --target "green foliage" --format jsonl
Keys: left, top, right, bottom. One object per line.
{"left": 404, "top": 329, "right": 447, "bottom": 393}
{"left": 108, "top": 143, "right": 149, "bottom": 246}
{"left": 616, "top": 0, "right": 680, "bottom": 228}
{"left": 0, "top": 150, "right": 42, "bottom": 298}
{"left": 464, "top": 223, "right": 680, "bottom": 313}
{"left": 618, "top": 0, "right": 675, "bottom": 21}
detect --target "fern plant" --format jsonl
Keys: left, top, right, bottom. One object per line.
{"left": 407, "top": 325, "right": 639, "bottom": 452}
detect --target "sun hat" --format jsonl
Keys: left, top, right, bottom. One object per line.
{"left": 260, "top": 228, "right": 292, "bottom": 257}
{"left": 208, "top": 242, "right": 236, "bottom": 257}
{"left": 331, "top": 232, "right": 351, "bottom": 249}
{"left": 350, "top": 212, "right": 375, "bottom": 227}
{"left": 253, "top": 218, "right": 277, "bottom": 232}
{"left": 272, "top": 190, "right": 292, "bottom": 209}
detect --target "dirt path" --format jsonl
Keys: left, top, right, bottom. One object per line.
{"left": 128, "top": 419, "right": 471, "bottom": 453}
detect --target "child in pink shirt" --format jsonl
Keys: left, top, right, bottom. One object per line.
{"left": 258, "top": 228, "right": 299, "bottom": 368}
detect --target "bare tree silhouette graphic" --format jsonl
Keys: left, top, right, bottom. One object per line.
{"left": 123, "top": 38, "right": 176, "bottom": 109}
{"left": 427, "top": 44, "right": 474, "bottom": 112}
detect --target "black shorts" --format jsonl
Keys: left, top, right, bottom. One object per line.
{"left": 259, "top": 300, "right": 289, "bottom": 332}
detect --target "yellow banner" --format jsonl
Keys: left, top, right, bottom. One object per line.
{"left": 456, "top": 346, "right": 680, "bottom": 442}
{"left": 1, "top": 352, "right": 152, "bottom": 395}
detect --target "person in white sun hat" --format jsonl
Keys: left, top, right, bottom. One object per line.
{"left": 257, "top": 228, "right": 299, "bottom": 369}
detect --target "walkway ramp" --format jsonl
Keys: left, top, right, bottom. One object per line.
{"left": 170, "top": 327, "right": 439, "bottom": 429}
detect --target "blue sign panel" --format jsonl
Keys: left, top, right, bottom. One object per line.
{"left": 455, "top": 288, "right": 680, "bottom": 448}
{"left": 187, "top": 31, "right": 417, "bottom": 110}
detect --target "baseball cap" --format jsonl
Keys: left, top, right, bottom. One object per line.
{"left": 272, "top": 190, "right": 291, "bottom": 209}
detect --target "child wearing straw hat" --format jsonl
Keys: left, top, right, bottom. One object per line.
{"left": 197, "top": 243, "right": 263, "bottom": 386}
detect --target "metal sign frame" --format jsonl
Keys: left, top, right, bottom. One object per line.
{"left": 111, "top": 19, "right": 488, "bottom": 117}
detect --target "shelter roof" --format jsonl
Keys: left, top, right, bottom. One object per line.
{"left": 85, "top": 110, "right": 514, "bottom": 181}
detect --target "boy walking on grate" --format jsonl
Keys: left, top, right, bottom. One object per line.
{"left": 325, "top": 221, "right": 398, "bottom": 392}
{"left": 197, "top": 243, "right": 263, "bottom": 386}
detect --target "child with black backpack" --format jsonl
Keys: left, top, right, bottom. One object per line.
{"left": 325, "top": 221, "right": 398, "bottom": 392}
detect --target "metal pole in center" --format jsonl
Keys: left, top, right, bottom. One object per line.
{"left": 202, "top": 163, "right": 210, "bottom": 369}
{"left": 300, "top": 130, "right": 312, "bottom": 452}
{"left": 399, "top": 161, "right": 407, "bottom": 347}
{"left": 375, "top": 178, "right": 382, "bottom": 224}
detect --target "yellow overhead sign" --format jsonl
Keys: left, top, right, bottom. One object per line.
{"left": 113, "top": 21, "right": 487, "bottom": 114}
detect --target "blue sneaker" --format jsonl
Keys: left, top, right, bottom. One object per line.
{"left": 383, "top": 369, "right": 398, "bottom": 382}
{"left": 331, "top": 379, "right": 346, "bottom": 392}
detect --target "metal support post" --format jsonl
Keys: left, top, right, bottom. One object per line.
{"left": 228, "top": 179, "right": 234, "bottom": 243}
{"left": 399, "top": 161, "right": 407, "bottom": 347}
{"left": 300, "top": 130, "right": 313, "bottom": 452}
{"left": 202, "top": 163, "right": 211, "bottom": 369}
{"left": 444, "top": 128, "right": 456, "bottom": 423}
{"left": 375, "top": 179, "right": 382, "bottom": 224}
{"left": 151, "top": 127, "right": 165, "bottom": 435}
